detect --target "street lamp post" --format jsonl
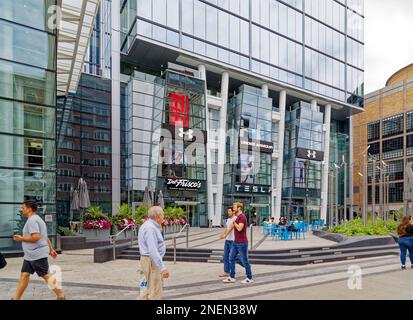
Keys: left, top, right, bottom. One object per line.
{"left": 334, "top": 163, "right": 339, "bottom": 225}
{"left": 343, "top": 156, "right": 347, "bottom": 222}
{"left": 329, "top": 169, "right": 334, "bottom": 228}
{"left": 372, "top": 157, "right": 376, "bottom": 224}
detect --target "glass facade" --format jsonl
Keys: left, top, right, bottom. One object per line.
{"left": 224, "top": 85, "right": 274, "bottom": 224}
{"left": 282, "top": 102, "right": 324, "bottom": 222}
{"left": 0, "top": 0, "right": 57, "bottom": 251}
{"left": 56, "top": 74, "right": 112, "bottom": 226}
{"left": 120, "top": 0, "right": 364, "bottom": 107}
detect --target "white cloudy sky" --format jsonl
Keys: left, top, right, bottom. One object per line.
{"left": 365, "top": 0, "right": 413, "bottom": 93}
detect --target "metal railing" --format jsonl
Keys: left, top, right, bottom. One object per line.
{"left": 172, "top": 224, "right": 190, "bottom": 264}
{"left": 250, "top": 223, "right": 255, "bottom": 250}
{"left": 109, "top": 224, "right": 137, "bottom": 261}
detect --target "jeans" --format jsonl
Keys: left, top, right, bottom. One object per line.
{"left": 223, "top": 240, "right": 244, "bottom": 273}
{"left": 398, "top": 236, "right": 413, "bottom": 266}
{"left": 229, "top": 242, "right": 253, "bottom": 280}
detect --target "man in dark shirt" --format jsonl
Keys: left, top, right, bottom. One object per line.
{"left": 221, "top": 202, "right": 253, "bottom": 284}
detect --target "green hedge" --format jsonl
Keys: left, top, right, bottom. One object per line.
{"left": 323, "top": 218, "right": 397, "bottom": 236}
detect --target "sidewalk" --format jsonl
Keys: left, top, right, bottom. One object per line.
{"left": 0, "top": 248, "right": 404, "bottom": 300}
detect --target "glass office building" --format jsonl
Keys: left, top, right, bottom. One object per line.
{"left": 114, "top": 0, "right": 365, "bottom": 226}
{"left": 0, "top": 0, "right": 365, "bottom": 252}
{"left": 120, "top": 0, "right": 364, "bottom": 107}
{"left": 0, "top": 0, "right": 101, "bottom": 252}
{"left": 0, "top": 0, "right": 57, "bottom": 251}
{"left": 56, "top": 74, "right": 112, "bottom": 226}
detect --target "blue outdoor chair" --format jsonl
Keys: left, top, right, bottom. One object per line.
{"left": 270, "top": 224, "right": 281, "bottom": 240}
{"left": 263, "top": 223, "right": 270, "bottom": 236}
{"left": 279, "top": 226, "right": 292, "bottom": 241}
{"left": 292, "top": 222, "right": 306, "bottom": 240}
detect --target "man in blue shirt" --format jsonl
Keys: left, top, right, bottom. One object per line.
{"left": 138, "top": 206, "right": 169, "bottom": 300}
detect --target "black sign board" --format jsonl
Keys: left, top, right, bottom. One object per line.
{"left": 161, "top": 124, "right": 207, "bottom": 143}
{"left": 296, "top": 148, "right": 324, "bottom": 162}
{"left": 166, "top": 178, "right": 202, "bottom": 191}
{"left": 239, "top": 138, "right": 274, "bottom": 154}
{"left": 234, "top": 184, "right": 271, "bottom": 194}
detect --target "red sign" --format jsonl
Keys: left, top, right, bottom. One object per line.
{"left": 169, "top": 93, "right": 190, "bottom": 127}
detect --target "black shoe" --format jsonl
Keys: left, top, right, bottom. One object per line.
{"left": 401, "top": 265, "right": 406, "bottom": 270}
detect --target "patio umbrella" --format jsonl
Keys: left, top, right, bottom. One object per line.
{"left": 143, "top": 186, "right": 152, "bottom": 207}
{"left": 78, "top": 178, "right": 91, "bottom": 221}
{"left": 158, "top": 190, "right": 165, "bottom": 209}
{"left": 69, "top": 188, "right": 79, "bottom": 221}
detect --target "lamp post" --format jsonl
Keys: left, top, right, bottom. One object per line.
{"left": 329, "top": 169, "right": 334, "bottom": 228}
{"left": 342, "top": 155, "right": 347, "bottom": 222}
{"left": 334, "top": 163, "right": 340, "bottom": 225}
{"left": 360, "top": 146, "right": 370, "bottom": 225}
{"left": 371, "top": 156, "right": 376, "bottom": 224}
{"left": 381, "top": 161, "right": 389, "bottom": 221}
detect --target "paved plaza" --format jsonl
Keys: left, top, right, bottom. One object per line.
{"left": 0, "top": 228, "right": 409, "bottom": 300}
{"left": 168, "top": 227, "right": 336, "bottom": 250}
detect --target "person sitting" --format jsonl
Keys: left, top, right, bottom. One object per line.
{"left": 291, "top": 217, "right": 300, "bottom": 231}
{"left": 278, "top": 217, "right": 287, "bottom": 226}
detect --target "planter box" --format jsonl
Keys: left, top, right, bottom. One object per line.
{"left": 82, "top": 228, "right": 111, "bottom": 241}
{"left": 114, "top": 229, "right": 135, "bottom": 240}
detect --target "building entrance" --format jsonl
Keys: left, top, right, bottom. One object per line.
{"left": 175, "top": 201, "right": 200, "bottom": 227}
{"left": 229, "top": 195, "right": 270, "bottom": 226}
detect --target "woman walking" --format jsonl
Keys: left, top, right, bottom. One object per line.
{"left": 396, "top": 216, "right": 413, "bottom": 270}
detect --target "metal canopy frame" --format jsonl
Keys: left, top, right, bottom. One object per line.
{"left": 57, "top": 0, "right": 100, "bottom": 96}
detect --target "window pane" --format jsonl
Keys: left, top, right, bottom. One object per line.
{"left": 0, "top": 60, "right": 56, "bottom": 106}
{"left": 0, "top": 20, "right": 55, "bottom": 70}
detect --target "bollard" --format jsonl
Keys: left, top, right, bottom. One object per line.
{"left": 113, "top": 237, "right": 116, "bottom": 261}
{"left": 250, "top": 225, "right": 253, "bottom": 250}
{"left": 173, "top": 238, "right": 177, "bottom": 264}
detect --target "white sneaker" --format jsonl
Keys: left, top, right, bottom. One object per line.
{"left": 222, "top": 277, "right": 236, "bottom": 283}
{"left": 241, "top": 278, "right": 254, "bottom": 284}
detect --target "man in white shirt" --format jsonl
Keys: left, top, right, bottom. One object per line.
{"left": 219, "top": 207, "right": 244, "bottom": 278}
{"left": 138, "top": 206, "right": 170, "bottom": 300}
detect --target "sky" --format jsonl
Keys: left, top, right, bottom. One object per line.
{"left": 365, "top": 0, "right": 413, "bottom": 93}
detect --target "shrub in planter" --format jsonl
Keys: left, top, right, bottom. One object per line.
{"left": 134, "top": 205, "right": 149, "bottom": 226}
{"left": 327, "top": 218, "right": 393, "bottom": 236}
{"left": 82, "top": 206, "right": 112, "bottom": 240}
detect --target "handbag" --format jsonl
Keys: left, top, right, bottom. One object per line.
{"left": 0, "top": 252, "right": 7, "bottom": 269}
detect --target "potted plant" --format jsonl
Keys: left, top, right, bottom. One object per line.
{"left": 162, "top": 207, "right": 186, "bottom": 234}
{"left": 82, "top": 206, "right": 112, "bottom": 240}
{"left": 112, "top": 204, "right": 136, "bottom": 239}
{"left": 134, "top": 205, "right": 149, "bottom": 227}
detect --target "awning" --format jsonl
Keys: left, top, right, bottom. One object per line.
{"left": 56, "top": 0, "right": 100, "bottom": 96}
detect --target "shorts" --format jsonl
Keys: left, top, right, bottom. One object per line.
{"left": 21, "top": 258, "right": 49, "bottom": 277}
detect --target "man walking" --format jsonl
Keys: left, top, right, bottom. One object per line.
{"left": 219, "top": 207, "right": 244, "bottom": 278}
{"left": 222, "top": 202, "right": 253, "bottom": 284}
{"left": 13, "top": 200, "right": 65, "bottom": 300}
{"left": 138, "top": 206, "right": 170, "bottom": 300}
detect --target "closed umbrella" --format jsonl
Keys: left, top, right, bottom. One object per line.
{"left": 70, "top": 188, "right": 79, "bottom": 221}
{"left": 158, "top": 190, "right": 165, "bottom": 209}
{"left": 78, "top": 178, "right": 91, "bottom": 222}
{"left": 143, "top": 186, "right": 152, "bottom": 207}
{"left": 78, "top": 177, "right": 91, "bottom": 209}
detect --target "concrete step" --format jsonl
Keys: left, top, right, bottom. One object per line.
{"left": 118, "top": 248, "right": 398, "bottom": 266}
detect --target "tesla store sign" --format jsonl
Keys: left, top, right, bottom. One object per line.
{"left": 240, "top": 139, "right": 274, "bottom": 154}
{"left": 234, "top": 184, "right": 271, "bottom": 194}
{"left": 166, "top": 178, "right": 202, "bottom": 191}
{"left": 296, "top": 148, "right": 324, "bottom": 162}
